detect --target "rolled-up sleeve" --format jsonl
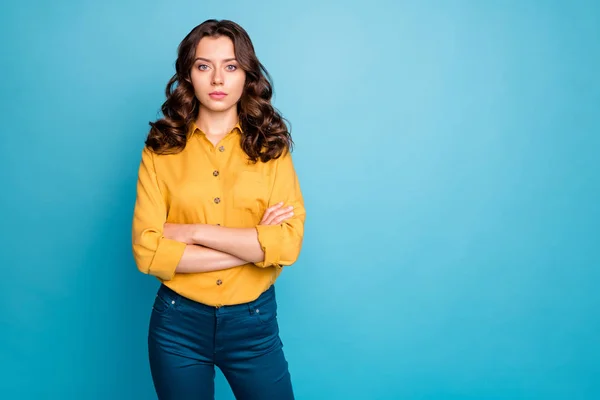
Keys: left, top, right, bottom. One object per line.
{"left": 131, "top": 147, "right": 187, "bottom": 281}
{"left": 255, "top": 150, "right": 306, "bottom": 268}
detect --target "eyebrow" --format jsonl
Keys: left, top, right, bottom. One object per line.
{"left": 194, "top": 57, "right": 237, "bottom": 63}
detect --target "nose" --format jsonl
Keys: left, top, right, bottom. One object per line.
{"left": 212, "top": 69, "right": 223, "bottom": 85}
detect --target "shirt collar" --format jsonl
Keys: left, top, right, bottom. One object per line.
{"left": 189, "top": 120, "right": 243, "bottom": 136}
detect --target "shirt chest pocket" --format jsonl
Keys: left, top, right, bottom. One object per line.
{"left": 232, "top": 171, "right": 269, "bottom": 213}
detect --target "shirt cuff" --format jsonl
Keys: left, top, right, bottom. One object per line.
{"left": 150, "top": 237, "right": 187, "bottom": 281}
{"left": 255, "top": 224, "right": 282, "bottom": 268}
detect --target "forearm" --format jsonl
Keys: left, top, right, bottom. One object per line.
{"left": 175, "top": 244, "right": 249, "bottom": 274}
{"left": 191, "top": 225, "right": 265, "bottom": 263}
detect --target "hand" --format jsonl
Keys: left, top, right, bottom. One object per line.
{"left": 163, "top": 223, "right": 196, "bottom": 244}
{"left": 259, "top": 202, "right": 294, "bottom": 225}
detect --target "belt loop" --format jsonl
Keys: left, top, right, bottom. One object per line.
{"left": 247, "top": 301, "right": 256, "bottom": 315}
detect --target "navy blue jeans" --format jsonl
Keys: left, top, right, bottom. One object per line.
{"left": 147, "top": 284, "right": 294, "bottom": 400}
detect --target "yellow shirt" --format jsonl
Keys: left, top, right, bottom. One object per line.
{"left": 131, "top": 121, "right": 306, "bottom": 306}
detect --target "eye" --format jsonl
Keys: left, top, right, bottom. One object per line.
{"left": 226, "top": 65, "right": 237, "bottom": 71}
{"left": 197, "top": 64, "right": 209, "bottom": 71}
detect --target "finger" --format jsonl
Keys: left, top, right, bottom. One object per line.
{"left": 266, "top": 202, "right": 285, "bottom": 213}
{"left": 263, "top": 213, "right": 278, "bottom": 225}
{"left": 271, "top": 210, "right": 294, "bottom": 225}
{"left": 272, "top": 205, "right": 293, "bottom": 218}
{"left": 261, "top": 203, "right": 286, "bottom": 224}
{"left": 261, "top": 212, "right": 275, "bottom": 225}
{"left": 264, "top": 206, "right": 292, "bottom": 224}
{"left": 271, "top": 215, "right": 292, "bottom": 226}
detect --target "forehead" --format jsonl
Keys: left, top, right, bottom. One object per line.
{"left": 195, "top": 36, "right": 235, "bottom": 59}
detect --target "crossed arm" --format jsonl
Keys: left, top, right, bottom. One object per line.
{"left": 132, "top": 147, "right": 305, "bottom": 281}
{"left": 163, "top": 203, "right": 294, "bottom": 274}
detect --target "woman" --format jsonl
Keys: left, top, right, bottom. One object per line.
{"left": 131, "top": 19, "right": 305, "bottom": 400}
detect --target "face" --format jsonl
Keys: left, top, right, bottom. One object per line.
{"left": 190, "top": 36, "right": 246, "bottom": 114}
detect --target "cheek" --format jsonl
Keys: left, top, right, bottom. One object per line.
{"left": 190, "top": 73, "right": 208, "bottom": 93}
{"left": 231, "top": 75, "right": 246, "bottom": 97}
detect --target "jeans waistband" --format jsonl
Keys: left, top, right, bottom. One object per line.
{"left": 157, "top": 283, "right": 276, "bottom": 316}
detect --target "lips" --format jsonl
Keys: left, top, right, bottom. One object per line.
{"left": 209, "top": 91, "right": 227, "bottom": 100}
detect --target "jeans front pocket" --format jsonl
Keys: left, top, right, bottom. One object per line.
{"left": 252, "top": 295, "right": 278, "bottom": 326}
{"left": 152, "top": 285, "right": 177, "bottom": 315}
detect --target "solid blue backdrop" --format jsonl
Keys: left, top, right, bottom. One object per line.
{"left": 1, "top": 0, "right": 599, "bottom": 399}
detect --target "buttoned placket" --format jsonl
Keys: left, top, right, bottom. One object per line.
{"left": 194, "top": 126, "right": 240, "bottom": 292}
{"left": 211, "top": 137, "right": 228, "bottom": 290}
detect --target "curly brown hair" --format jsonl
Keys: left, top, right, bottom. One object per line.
{"left": 145, "top": 19, "right": 293, "bottom": 163}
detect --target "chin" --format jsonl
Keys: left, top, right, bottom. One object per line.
{"left": 202, "top": 101, "right": 236, "bottom": 112}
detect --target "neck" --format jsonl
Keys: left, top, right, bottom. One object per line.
{"left": 196, "top": 107, "right": 239, "bottom": 137}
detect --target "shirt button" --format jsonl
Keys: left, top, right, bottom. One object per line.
{"left": 213, "top": 170, "right": 219, "bottom": 177}
{"left": 214, "top": 197, "right": 220, "bottom": 204}
{"left": 216, "top": 279, "right": 223, "bottom": 285}
{"left": 218, "top": 146, "right": 225, "bottom": 152}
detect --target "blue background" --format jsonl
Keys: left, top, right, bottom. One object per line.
{"left": 1, "top": 0, "right": 599, "bottom": 399}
